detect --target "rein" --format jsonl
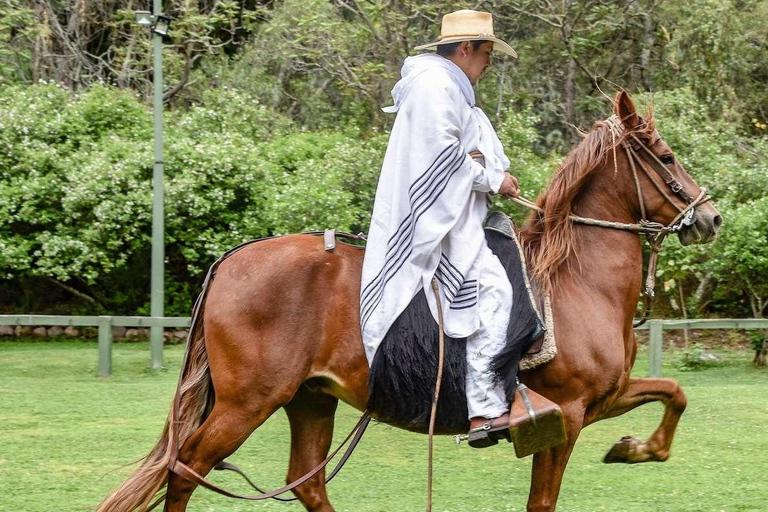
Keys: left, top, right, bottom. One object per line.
{"left": 512, "top": 115, "right": 712, "bottom": 327}
{"left": 149, "top": 397, "right": 371, "bottom": 510}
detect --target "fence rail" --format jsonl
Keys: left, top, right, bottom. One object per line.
{"left": 0, "top": 315, "right": 189, "bottom": 376}
{"left": 1, "top": 315, "right": 766, "bottom": 377}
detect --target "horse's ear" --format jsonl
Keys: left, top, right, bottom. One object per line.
{"left": 615, "top": 90, "right": 639, "bottom": 129}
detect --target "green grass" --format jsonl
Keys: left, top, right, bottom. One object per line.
{"left": 1, "top": 340, "right": 767, "bottom": 512}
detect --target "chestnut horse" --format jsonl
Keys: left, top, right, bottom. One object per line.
{"left": 98, "top": 92, "right": 722, "bottom": 512}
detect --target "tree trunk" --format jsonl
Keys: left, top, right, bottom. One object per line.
{"left": 33, "top": 0, "right": 47, "bottom": 82}
{"left": 694, "top": 272, "right": 713, "bottom": 312}
{"left": 678, "top": 279, "right": 689, "bottom": 348}
{"left": 565, "top": 58, "right": 576, "bottom": 142}
{"left": 639, "top": 10, "right": 654, "bottom": 90}
{"left": 496, "top": 64, "right": 506, "bottom": 118}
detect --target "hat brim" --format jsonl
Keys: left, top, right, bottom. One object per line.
{"left": 414, "top": 36, "right": 517, "bottom": 59}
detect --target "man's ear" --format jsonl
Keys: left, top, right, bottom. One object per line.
{"left": 459, "top": 41, "right": 471, "bottom": 56}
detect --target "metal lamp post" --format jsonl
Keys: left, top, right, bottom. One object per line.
{"left": 134, "top": 5, "right": 171, "bottom": 371}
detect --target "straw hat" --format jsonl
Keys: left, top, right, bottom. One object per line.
{"left": 414, "top": 10, "right": 517, "bottom": 58}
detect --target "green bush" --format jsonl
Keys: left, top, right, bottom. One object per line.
{"left": 639, "top": 88, "right": 768, "bottom": 317}
{"left": 0, "top": 83, "right": 386, "bottom": 314}
{"left": 750, "top": 331, "right": 766, "bottom": 352}
{"left": 259, "top": 130, "right": 386, "bottom": 235}
{"left": 676, "top": 343, "right": 723, "bottom": 371}
{"left": 490, "top": 107, "right": 558, "bottom": 225}
{"left": 639, "top": 88, "right": 766, "bottom": 205}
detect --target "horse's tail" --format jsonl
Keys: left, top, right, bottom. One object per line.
{"left": 97, "top": 293, "right": 213, "bottom": 512}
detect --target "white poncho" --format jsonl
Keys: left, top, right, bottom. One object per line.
{"left": 361, "top": 54, "right": 510, "bottom": 364}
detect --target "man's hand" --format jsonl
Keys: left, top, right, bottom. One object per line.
{"left": 498, "top": 172, "right": 520, "bottom": 199}
{"left": 470, "top": 150, "right": 519, "bottom": 198}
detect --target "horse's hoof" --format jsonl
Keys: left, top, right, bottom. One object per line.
{"left": 602, "top": 436, "right": 643, "bottom": 464}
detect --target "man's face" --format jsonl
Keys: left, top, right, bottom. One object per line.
{"left": 460, "top": 41, "right": 494, "bottom": 85}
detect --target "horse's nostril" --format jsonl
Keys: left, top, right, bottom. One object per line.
{"left": 713, "top": 215, "right": 723, "bottom": 230}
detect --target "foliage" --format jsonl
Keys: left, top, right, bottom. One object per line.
{"left": 491, "top": 106, "right": 559, "bottom": 224}
{"left": 0, "top": 1, "right": 767, "bottom": 318}
{"left": 0, "top": 0, "right": 265, "bottom": 101}
{"left": 0, "top": 83, "right": 150, "bottom": 283}
{"left": 0, "top": 83, "right": 384, "bottom": 314}
{"left": 3, "top": 0, "right": 767, "bottom": 137}
{"left": 654, "top": 0, "right": 768, "bottom": 128}
{"left": 749, "top": 331, "right": 766, "bottom": 352}
{"left": 258, "top": 130, "right": 387, "bottom": 235}
{"left": 636, "top": 88, "right": 768, "bottom": 318}
{"left": 675, "top": 343, "right": 723, "bottom": 372}
{"left": 706, "top": 198, "right": 768, "bottom": 318}
{"left": 638, "top": 88, "right": 767, "bottom": 205}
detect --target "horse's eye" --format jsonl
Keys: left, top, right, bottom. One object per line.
{"left": 660, "top": 155, "right": 675, "bottom": 165}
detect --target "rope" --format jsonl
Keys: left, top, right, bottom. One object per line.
{"left": 426, "top": 278, "right": 446, "bottom": 512}
{"left": 509, "top": 196, "right": 668, "bottom": 234}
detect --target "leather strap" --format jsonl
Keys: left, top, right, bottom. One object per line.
{"left": 167, "top": 413, "right": 371, "bottom": 502}
{"left": 628, "top": 133, "right": 695, "bottom": 204}
{"left": 212, "top": 408, "right": 372, "bottom": 500}
{"left": 212, "top": 462, "right": 296, "bottom": 502}
{"left": 517, "top": 384, "right": 538, "bottom": 427}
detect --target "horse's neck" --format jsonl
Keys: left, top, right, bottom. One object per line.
{"left": 561, "top": 195, "right": 644, "bottom": 317}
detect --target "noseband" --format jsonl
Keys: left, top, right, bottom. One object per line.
{"left": 513, "top": 115, "right": 712, "bottom": 327}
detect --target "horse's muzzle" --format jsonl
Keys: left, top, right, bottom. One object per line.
{"left": 678, "top": 204, "right": 722, "bottom": 246}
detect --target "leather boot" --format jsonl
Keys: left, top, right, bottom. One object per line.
{"left": 467, "top": 413, "right": 512, "bottom": 449}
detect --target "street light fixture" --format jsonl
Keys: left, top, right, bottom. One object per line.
{"left": 152, "top": 15, "right": 172, "bottom": 37}
{"left": 133, "top": 11, "right": 172, "bottom": 35}
{"left": 133, "top": 11, "right": 153, "bottom": 26}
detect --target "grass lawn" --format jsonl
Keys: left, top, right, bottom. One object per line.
{"left": 1, "top": 339, "right": 766, "bottom": 512}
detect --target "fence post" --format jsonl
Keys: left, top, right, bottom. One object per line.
{"left": 649, "top": 319, "right": 663, "bottom": 378}
{"left": 98, "top": 316, "right": 113, "bottom": 377}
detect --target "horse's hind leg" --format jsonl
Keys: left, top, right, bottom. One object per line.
{"left": 163, "top": 398, "right": 281, "bottom": 512}
{"left": 601, "top": 377, "right": 687, "bottom": 463}
{"left": 284, "top": 385, "right": 339, "bottom": 512}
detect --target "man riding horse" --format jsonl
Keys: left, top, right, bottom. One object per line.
{"left": 98, "top": 7, "right": 723, "bottom": 505}
{"left": 361, "top": 9, "right": 556, "bottom": 447}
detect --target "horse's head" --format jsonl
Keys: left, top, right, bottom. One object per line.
{"left": 614, "top": 91, "right": 722, "bottom": 246}
{"left": 523, "top": 90, "right": 723, "bottom": 289}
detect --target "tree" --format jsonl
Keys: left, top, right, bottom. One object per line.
{"left": 707, "top": 198, "right": 768, "bottom": 320}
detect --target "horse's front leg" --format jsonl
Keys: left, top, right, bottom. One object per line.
{"left": 601, "top": 377, "right": 687, "bottom": 463}
{"left": 526, "top": 405, "right": 584, "bottom": 512}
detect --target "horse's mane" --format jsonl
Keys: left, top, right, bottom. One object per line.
{"left": 520, "top": 107, "right": 656, "bottom": 291}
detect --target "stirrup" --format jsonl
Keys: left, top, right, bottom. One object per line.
{"left": 509, "top": 384, "right": 567, "bottom": 458}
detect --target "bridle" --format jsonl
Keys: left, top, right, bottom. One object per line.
{"left": 512, "top": 115, "right": 712, "bottom": 327}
